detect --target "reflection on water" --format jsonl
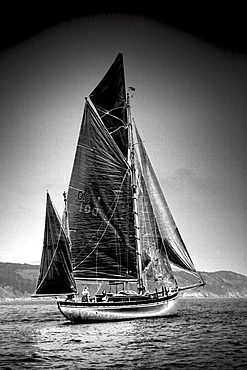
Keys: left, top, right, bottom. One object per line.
{"left": 0, "top": 299, "right": 247, "bottom": 369}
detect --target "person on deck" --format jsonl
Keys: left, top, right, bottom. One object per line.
{"left": 102, "top": 290, "right": 108, "bottom": 302}
{"left": 81, "top": 287, "right": 90, "bottom": 302}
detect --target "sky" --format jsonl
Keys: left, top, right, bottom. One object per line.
{"left": 0, "top": 11, "right": 246, "bottom": 276}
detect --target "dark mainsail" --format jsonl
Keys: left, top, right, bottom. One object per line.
{"left": 34, "top": 192, "right": 76, "bottom": 296}
{"left": 90, "top": 53, "right": 128, "bottom": 158}
{"left": 67, "top": 100, "right": 136, "bottom": 280}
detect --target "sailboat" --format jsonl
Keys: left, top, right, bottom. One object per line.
{"left": 33, "top": 53, "right": 205, "bottom": 322}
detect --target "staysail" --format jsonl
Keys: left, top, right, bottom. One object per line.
{"left": 67, "top": 100, "right": 136, "bottom": 281}
{"left": 135, "top": 153, "right": 175, "bottom": 285}
{"left": 134, "top": 125, "right": 199, "bottom": 276}
{"left": 33, "top": 192, "right": 76, "bottom": 296}
{"left": 90, "top": 53, "right": 128, "bottom": 158}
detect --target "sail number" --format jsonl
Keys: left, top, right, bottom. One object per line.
{"left": 78, "top": 189, "right": 90, "bottom": 203}
{"left": 78, "top": 190, "right": 100, "bottom": 217}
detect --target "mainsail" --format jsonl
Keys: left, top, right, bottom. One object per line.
{"left": 67, "top": 100, "right": 136, "bottom": 281}
{"left": 34, "top": 192, "right": 76, "bottom": 296}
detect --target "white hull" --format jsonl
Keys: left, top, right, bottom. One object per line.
{"left": 57, "top": 293, "right": 178, "bottom": 322}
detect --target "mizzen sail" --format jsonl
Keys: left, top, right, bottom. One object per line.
{"left": 34, "top": 192, "right": 76, "bottom": 296}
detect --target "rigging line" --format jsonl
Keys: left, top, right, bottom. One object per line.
{"left": 73, "top": 185, "right": 125, "bottom": 270}
{"left": 72, "top": 184, "right": 123, "bottom": 264}
{"left": 86, "top": 98, "right": 130, "bottom": 168}
{"left": 69, "top": 184, "right": 85, "bottom": 193}
{"left": 73, "top": 170, "right": 129, "bottom": 270}
{"left": 96, "top": 104, "right": 126, "bottom": 117}
{"left": 63, "top": 255, "right": 77, "bottom": 290}
{"left": 173, "top": 238, "right": 195, "bottom": 268}
{"left": 71, "top": 161, "right": 130, "bottom": 260}
{"left": 109, "top": 125, "right": 127, "bottom": 135}
{"left": 94, "top": 104, "right": 128, "bottom": 128}
{"left": 73, "top": 170, "right": 128, "bottom": 267}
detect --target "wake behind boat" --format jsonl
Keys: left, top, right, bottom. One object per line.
{"left": 32, "top": 53, "right": 205, "bottom": 322}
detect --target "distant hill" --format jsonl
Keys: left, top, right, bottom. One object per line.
{"left": 0, "top": 262, "right": 39, "bottom": 299}
{"left": 175, "top": 270, "right": 247, "bottom": 298}
{"left": 0, "top": 262, "right": 247, "bottom": 299}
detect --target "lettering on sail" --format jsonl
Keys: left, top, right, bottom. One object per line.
{"left": 78, "top": 188, "right": 101, "bottom": 216}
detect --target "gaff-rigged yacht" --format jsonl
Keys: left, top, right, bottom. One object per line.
{"left": 33, "top": 54, "right": 205, "bottom": 322}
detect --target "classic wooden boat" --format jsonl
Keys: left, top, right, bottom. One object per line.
{"left": 57, "top": 291, "right": 178, "bottom": 322}
{"left": 33, "top": 53, "right": 205, "bottom": 322}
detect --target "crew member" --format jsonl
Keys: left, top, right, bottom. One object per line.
{"left": 81, "top": 286, "right": 90, "bottom": 302}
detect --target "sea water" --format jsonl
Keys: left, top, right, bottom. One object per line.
{"left": 0, "top": 298, "right": 246, "bottom": 369}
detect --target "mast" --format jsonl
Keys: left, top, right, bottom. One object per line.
{"left": 127, "top": 90, "right": 143, "bottom": 293}
{"left": 63, "top": 191, "right": 70, "bottom": 240}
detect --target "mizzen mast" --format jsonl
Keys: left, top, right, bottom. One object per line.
{"left": 63, "top": 191, "right": 70, "bottom": 240}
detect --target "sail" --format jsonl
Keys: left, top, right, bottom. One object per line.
{"left": 135, "top": 153, "right": 174, "bottom": 284}
{"left": 90, "top": 53, "right": 128, "bottom": 158}
{"left": 34, "top": 192, "right": 77, "bottom": 296}
{"left": 135, "top": 126, "right": 198, "bottom": 275}
{"left": 67, "top": 100, "right": 136, "bottom": 281}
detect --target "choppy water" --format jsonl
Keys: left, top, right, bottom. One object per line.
{"left": 0, "top": 298, "right": 246, "bottom": 369}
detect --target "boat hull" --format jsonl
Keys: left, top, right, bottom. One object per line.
{"left": 57, "top": 293, "right": 178, "bottom": 322}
